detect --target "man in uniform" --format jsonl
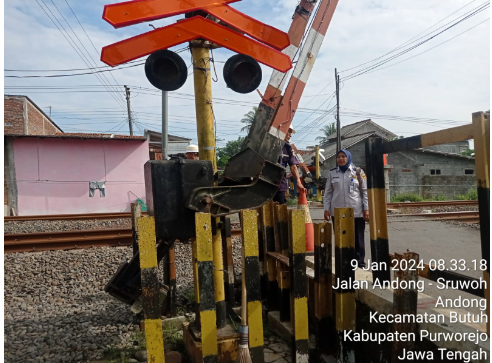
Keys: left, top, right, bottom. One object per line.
{"left": 273, "top": 126, "right": 305, "bottom": 204}
{"left": 185, "top": 144, "right": 199, "bottom": 160}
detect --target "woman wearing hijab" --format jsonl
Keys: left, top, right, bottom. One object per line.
{"left": 323, "top": 149, "right": 369, "bottom": 268}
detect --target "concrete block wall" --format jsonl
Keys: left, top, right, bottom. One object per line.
{"left": 4, "top": 96, "right": 26, "bottom": 135}
{"left": 26, "top": 102, "right": 60, "bottom": 135}
{"left": 4, "top": 95, "right": 62, "bottom": 136}
{"left": 423, "top": 140, "right": 469, "bottom": 155}
{"left": 388, "top": 150, "right": 476, "bottom": 199}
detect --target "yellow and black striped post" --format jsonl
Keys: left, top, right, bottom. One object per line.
{"left": 212, "top": 217, "right": 226, "bottom": 328}
{"left": 314, "top": 222, "right": 333, "bottom": 356}
{"left": 391, "top": 252, "right": 419, "bottom": 362}
{"left": 365, "top": 137, "right": 391, "bottom": 283}
{"left": 241, "top": 209, "right": 264, "bottom": 363}
{"left": 261, "top": 201, "right": 279, "bottom": 311}
{"left": 137, "top": 216, "right": 165, "bottom": 363}
{"left": 195, "top": 212, "right": 218, "bottom": 363}
{"left": 334, "top": 208, "right": 356, "bottom": 363}
{"left": 275, "top": 204, "right": 291, "bottom": 321}
{"left": 473, "top": 111, "right": 490, "bottom": 335}
{"left": 220, "top": 215, "right": 236, "bottom": 307}
{"left": 288, "top": 209, "right": 309, "bottom": 363}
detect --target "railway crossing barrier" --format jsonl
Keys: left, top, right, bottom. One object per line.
{"left": 136, "top": 110, "right": 489, "bottom": 361}
{"left": 366, "top": 111, "right": 490, "bottom": 335}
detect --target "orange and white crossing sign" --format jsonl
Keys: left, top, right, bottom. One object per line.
{"left": 100, "top": 0, "right": 292, "bottom": 73}
{"left": 101, "top": 16, "right": 292, "bottom": 72}
{"left": 103, "top": 0, "right": 289, "bottom": 51}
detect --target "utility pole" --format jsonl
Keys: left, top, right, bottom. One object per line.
{"left": 48, "top": 106, "right": 52, "bottom": 118}
{"left": 190, "top": 39, "right": 225, "bottom": 329}
{"left": 162, "top": 91, "right": 169, "bottom": 160}
{"left": 335, "top": 68, "right": 341, "bottom": 153}
{"left": 124, "top": 85, "right": 133, "bottom": 136}
{"left": 315, "top": 145, "right": 323, "bottom": 202}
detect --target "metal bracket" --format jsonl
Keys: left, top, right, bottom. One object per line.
{"left": 187, "top": 147, "right": 285, "bottom": 216}
{"left": 89, "top": 181, "right": 106, "bottom": 197}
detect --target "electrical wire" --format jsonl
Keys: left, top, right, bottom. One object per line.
{"left": 340, "top": 2, "right": 490, "bottom": 82}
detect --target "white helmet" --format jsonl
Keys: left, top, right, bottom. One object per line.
{"left": 186, "top": 144, "right": 199, "bottom": 153}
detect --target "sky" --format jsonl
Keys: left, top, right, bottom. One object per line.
{"left": 3, "top": 0, "right": 490, "bottom": 149}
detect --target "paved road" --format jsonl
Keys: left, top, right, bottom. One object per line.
{"left": 310, "top": 206, "right": 484, "bottom": 313}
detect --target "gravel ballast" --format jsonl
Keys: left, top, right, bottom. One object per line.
{"left": 5, "top": 236, "right": 244, "bottom": 363}
{"left": 4, "top": 218, "right": 132, "bottom": 235}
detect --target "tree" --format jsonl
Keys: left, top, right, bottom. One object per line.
{"left": 217, "top": 137, "right": 245, "bottom": 168}
{"left": 315, "top": 122, "right": 336, "bottom": 142}
{"left": 240, "top": 107, "right": 257, "bottom": 133}
{"left": 461, "top": 148, "right": 474, "bottom": 157}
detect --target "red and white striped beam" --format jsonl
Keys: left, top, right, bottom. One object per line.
{"left": 261, "top": 0, "right": 318, "bottom": 110}
{"left": 269, "top": 0, "right": 339, "bottom": 140}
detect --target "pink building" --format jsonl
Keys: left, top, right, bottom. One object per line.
{"left": 4, "top": 133, "right": 149, "bottom": 215}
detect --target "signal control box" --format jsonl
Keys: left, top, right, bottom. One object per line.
{"left": 144, "top": 159, "right": 214, "bottom": 242}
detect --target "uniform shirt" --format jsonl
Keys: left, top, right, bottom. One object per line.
{"left": 278, "top": 142, "right": 299, "bottom": 192}
{"left": 323, "top": 163, "right": 369, "bottom": 218}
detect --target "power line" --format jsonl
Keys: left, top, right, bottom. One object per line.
{"left": 340, "top": 2, "right": 490, "bottom": 82}
{"left": 339, "top": 0, "right": 481, "bottom": 74}
{"left": 351, "top": 18, "right": 489, "bottom": 77}
{"left": 34, "top": 0, "right": 127, "bottom": 110}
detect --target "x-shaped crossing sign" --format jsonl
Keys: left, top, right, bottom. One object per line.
{"left": 100, "top": 0, "right": 293, "bottom": 72}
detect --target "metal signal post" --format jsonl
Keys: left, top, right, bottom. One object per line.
{"left": 335, "top": 69, "right": 341, "bottom": 153}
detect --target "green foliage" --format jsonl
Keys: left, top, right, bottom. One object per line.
{"left": 428, "top": 195, "right": 446, "bottom": 201}
{"left": 460, "top": 148, "right": 474, "bottom": 157}
{"left": 162, "top": 324, "right": 185, "bottom": 353}
{"left": 216, "top": 137, "right": 245, "bottom": 168}
{"left": 456, "top": 189, "right": 478, "bottom": 200}
{"left": 102, "top": 332, "right": 146, "bottom": 362}
{"left": 286, "top": 197, "right": 298, "bottom": 205}
{"left": 315, "top": 123, "right": 336, "bottom": 142}
{"left": 390, "top": 193, "right": 424, "bottom": 202}
{"left": 240, "top": 107, "right": 257, "bottom": 133}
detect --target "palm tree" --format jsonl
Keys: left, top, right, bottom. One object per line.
{"left": 240, "top": 107, "right": 257, "bottom": 133}
{"left": 315, "top": 122, "right": 336, "bottom": 142}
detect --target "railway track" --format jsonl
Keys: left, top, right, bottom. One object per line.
{"left": 386, "top": 200, "right": 477, "bottom": 208}
{"left": 4, "top": 201, "right": 479, "bottom": 253}
{"left": 4, "top": 211, "right": 147, "bottom": 222}
{"left": 5, "top": 228, "right": 243, "bottom": 253}
{"left": 4, "top": 200, "right": 478, "bottom": 222}
{"left": 388, "top": 211, "right": 480, "bottom": 224}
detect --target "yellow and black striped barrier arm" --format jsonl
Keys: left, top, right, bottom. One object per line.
{"left": 212, "top": 217, "right": 226, "bottom": 328}
{"left": 288, "top": 209, "right": 309, "bottom": 363}
{"left": 137, "top": 216, "right": 165, "bottom": 363}
{"left": 334, "top": 208, "right": 356, "bottom": 363}
{"left": 241, "top": 209, "right": 265, "bottom": 363}
{"left": 195, "top": 213, "right": 218, "bottom": 363}
{"left": 220, "top": 215, "right": 236, "bottom": 307}
{"left": 365, "top": 137, "right": 391, "bottom": 283}
{"left": 314, "top": 222, "right": 334, "bottom": 356}
{"left": 261, "top": 201, "right": 279, "bottom": 312}
{"left": 275, "top": 204, "right": 290, "bottom": 322}
{"left": 473, "top": 111, "right": 490, "bottom": 335}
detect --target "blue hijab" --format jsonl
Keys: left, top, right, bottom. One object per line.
{"left": 337, "top": 149, "right": 352, "bottom": 173}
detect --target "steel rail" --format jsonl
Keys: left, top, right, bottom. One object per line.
{"left": 4, "top": 228, "right": 242, "bottom": 253}
{"left": 4, "top": 212, "right": 148, "bottom": 222}
{"left": 387, "top": 200, "right": 477, "bottom": 208}
{"left": 4, "top": 200, "right": 477, "bottom": 222}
